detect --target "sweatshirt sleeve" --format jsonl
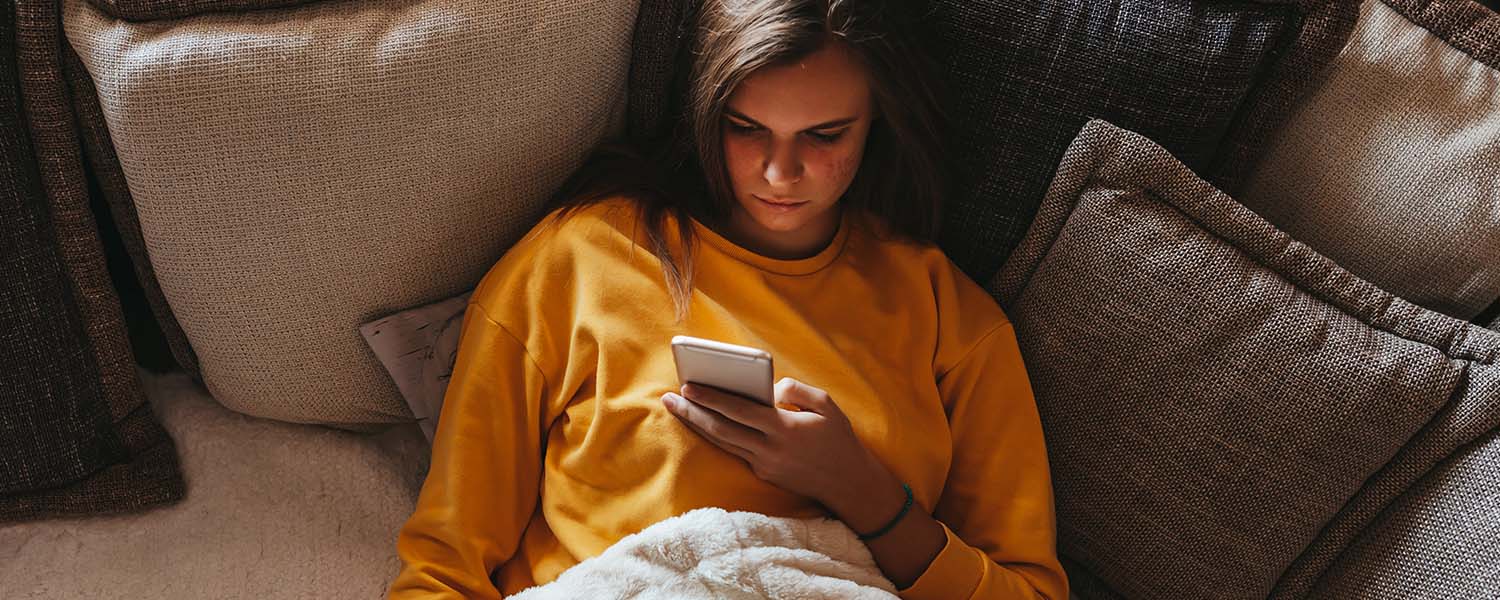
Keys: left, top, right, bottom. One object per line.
{"left": 898, "top": 321, "right": 1069, "bottom": 600}
{"left": 388, "top": 301, "right": 552, "bottom": 599}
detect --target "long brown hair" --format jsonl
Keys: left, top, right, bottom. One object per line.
{"left": 544, "top": 0, "right": 949, "bottom": 322}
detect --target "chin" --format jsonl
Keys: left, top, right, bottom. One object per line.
{"left": 752, "top": 212, "right": 819, "bottom": 237}
{"left": 751, "top": 212, "right": 812, "bottom": 232}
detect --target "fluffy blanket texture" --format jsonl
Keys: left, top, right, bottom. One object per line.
{"left": 511, "top": 507, "right": 898, "bottom": 599}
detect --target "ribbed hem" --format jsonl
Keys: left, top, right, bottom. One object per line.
{"left": 897, "top": 521, "right": 983, "bottom": 600}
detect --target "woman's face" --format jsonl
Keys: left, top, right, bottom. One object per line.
{"left": 720, "top": 41, "right": 875, "bottom": 257}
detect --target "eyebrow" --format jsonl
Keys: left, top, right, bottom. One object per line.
{"left": 723, "top": 107, "right": 857, "bottom": 131}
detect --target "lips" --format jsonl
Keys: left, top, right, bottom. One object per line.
{"left": 755, "top": 195, "right": 806, "bottom": 206}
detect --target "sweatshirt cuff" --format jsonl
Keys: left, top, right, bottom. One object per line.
{"left": 897, "top": 521, "right": 982, "bottom": 600}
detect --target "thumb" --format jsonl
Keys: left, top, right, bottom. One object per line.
{"left": 775, "top": 377, "right": 833, "bottom": 414}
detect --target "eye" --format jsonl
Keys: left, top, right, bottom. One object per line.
{"left": 807, "top": 130, "right": 844, "bottom": 144}
{"left": 724, "top": 119, "right": 759, "bottom": 134}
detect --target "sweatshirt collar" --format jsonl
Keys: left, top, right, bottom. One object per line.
{"left": 689, "top": 206, "right": 852, "bottom": 276}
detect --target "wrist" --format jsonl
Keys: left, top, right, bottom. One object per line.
{"left": 826, "top": 455, "right": 906, "bottom": 534}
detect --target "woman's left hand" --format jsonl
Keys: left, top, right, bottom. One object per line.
{"left": 661, "top": 377, "right": 892, "bottom": 516}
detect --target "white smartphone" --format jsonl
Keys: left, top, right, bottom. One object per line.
{"left": 670, "top": 335, "right": 775, "bottom": 406}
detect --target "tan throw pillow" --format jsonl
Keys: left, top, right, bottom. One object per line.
{"left": 989, "top": 119, "right": 1500, "bottom": 599}
{"left": 62, "top": 0, "right": 637, "bottom": 426}
{"left": 1238, "top": 0, "right": 1500, "bottom": 320}
{"left": 359, "top": 292, "right": 471, "bottom": 441}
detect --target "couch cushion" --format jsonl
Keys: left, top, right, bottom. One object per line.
{"left": 0, "top": 368, "right": 428, "bottom": 598}
{"left": 989, "top": 120, "right": 1500, "bottom": 598}
{"left": 62, "top": 0, "right": 638, "bottom": 426}
{"left": 926, "top": 0, "right": 1359, "bottom": 284}
{"left": 1238, "top": 0, "right": 1500, "bottom": 320}
{"left": 2, "top": 0, "right": 183, "bottom": 521}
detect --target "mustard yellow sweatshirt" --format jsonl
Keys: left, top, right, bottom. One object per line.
{"left": 389, "top": 197, "right": 1067, "bottom": 599}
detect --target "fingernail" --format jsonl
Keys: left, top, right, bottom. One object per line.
{"left": 662, "top": 393, "right": 679, "bottom": 409}
{"left": 681, "top": 383, "right": 695, "bottom": 396}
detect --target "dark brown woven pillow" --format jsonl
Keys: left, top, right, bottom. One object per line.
{"left": 82, "top": 0, "right": 321, "bottom": 22}
{"left": 626, "top": 0, "right": 1360, "bottom": 286}
{"left": 990, "top": 120, "right": 1500, "bottom": 598}
{"left": 2, "top": 0, "right": 183, "bottom": 521}
{"left": 927, "top": 0, "right": 1361, "bottom": 285}
{"left": 1384, "top": 0, "right": 1500, "bottom": 65}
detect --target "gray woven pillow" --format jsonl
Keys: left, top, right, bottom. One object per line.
{"left": 989, "top": 120, "right": 1500, "bottom": 598}
{"left": 925, "top": 0, "right": 1360, "bottom": 285}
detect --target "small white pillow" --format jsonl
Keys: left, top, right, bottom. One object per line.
{"left": 360, "top": 292, "right": 472, "bottom": 441}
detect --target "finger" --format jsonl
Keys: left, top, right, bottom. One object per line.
{"left": 674, "top": 411, "right": 755, "bottom": 462}
{"left": 680, "top": 383, "right": 778, "bottom": 433}
{"left": 663, "top": 393, "right": 765, "bottom": 452}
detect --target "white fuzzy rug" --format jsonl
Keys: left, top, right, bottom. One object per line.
{"left": 0, "top": 368, "right": 429, "bottom": 599}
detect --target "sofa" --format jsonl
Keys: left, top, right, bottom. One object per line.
{"left": 2, "top": 0, "right": 1497, "bottom": 598}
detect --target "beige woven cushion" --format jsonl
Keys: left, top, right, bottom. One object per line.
{"left": 1238, "top": 0, "right": 1500, "bottom": 320}
{"left": 62, "top": 0, "right": 637, "bottom": 426}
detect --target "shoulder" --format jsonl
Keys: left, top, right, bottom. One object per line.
{"left": 844, "top": 212, "right": 1011, "bottom": 371}
{"left": 853, "top": 211, "right": 1009, "bottom": 325}
{"left": 854, "top": 218, "right": 1010, "bottom": 377}
{"left": 517, "top": 196, "right": 644, "bottom": 250}
{"left": 470, "top": 196, "right": 646, "bottom": 309}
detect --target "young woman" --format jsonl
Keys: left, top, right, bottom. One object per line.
{"left": 388, "top": 1, "right": 1067, "bottom": 598}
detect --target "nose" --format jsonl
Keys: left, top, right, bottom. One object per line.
{"left": 762, "top": 140, "right": 803, "bottom": 186}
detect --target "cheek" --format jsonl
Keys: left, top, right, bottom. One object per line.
{"left": 816, "top": 145, "right": 863, "bottom": 187}
{"left": 722, "top": 137, "right": 757, "bottom": 184}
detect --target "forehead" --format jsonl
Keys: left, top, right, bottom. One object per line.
{"left": 727, "top": 41, "right": 872, "bottom": 126}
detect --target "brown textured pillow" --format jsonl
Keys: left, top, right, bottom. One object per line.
{"left": 989, "top": 120, "right": 1500, "bottom": 598}
{"left": 1238, "top": 0, "right": 1500, "bottom": 320}
{"left": 2, "top": 0, "right": 183, "bottom": 521}
{"left": 926, "top": 0, "right": 1361, "bottom": 285}
{"left": 1310, "top": 426, "right": 1500, "bottom": 598}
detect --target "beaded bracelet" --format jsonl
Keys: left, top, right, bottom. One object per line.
{"left": 857, "top": 483, "right": 913, "bottom": 542}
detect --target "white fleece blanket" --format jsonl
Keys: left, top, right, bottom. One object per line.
{"left": 510, "top": 508, "right": 899, "bottom": 599}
